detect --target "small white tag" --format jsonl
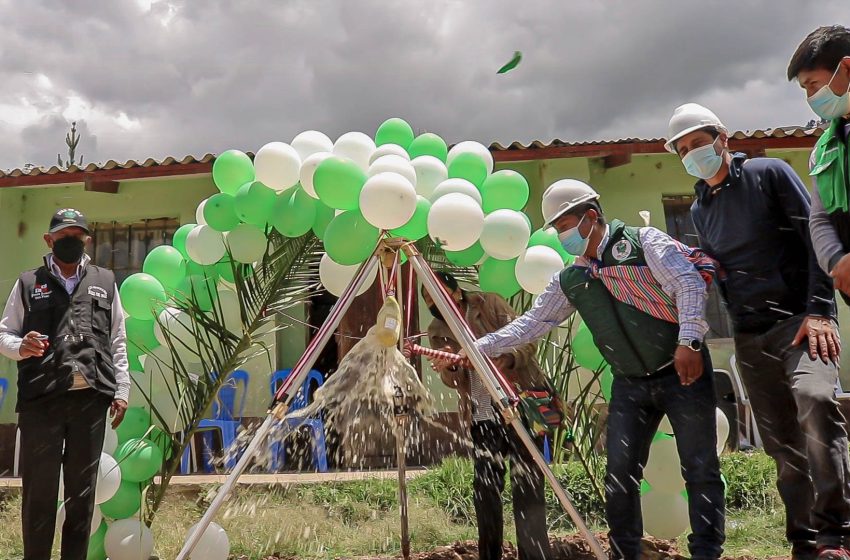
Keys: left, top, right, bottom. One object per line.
{"left": 384, "top": 318, "right": 398, "bottom": 330}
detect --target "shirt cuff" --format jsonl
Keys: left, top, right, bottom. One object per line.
{"left": 678, "top": 321, "right": 707, "bottom": 342}
{"left": 474, "top": 337, "right": 494, "bottom": 357}
{"left": 807, "top": 300, "right": 836, "bottom": 319}
{"left": 114, "top": 384, "right": 131, "bottom": 403}
{"left": 829, "top": 250, "right": 847, "bottom": 273}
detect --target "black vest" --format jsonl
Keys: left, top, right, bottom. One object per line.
{"left": 16, "top": 260, "right": 117, "bottom": 410}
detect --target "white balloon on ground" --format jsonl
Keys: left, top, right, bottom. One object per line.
{"left": 716, "top": 408, "right": 730, "bottom": 456}
{"left": 643, "top": 436, "right": 685, "bottom": 493}
{"left": 95, "top": 453, "right": 122, "bottom": 504}
{"left": 427, "top": 193, "right": 484, "bottom": 251}
{"left": 515, "top": 246, "right": 564, "bottom": 294}
{"left": 369, "top": 143, "right": 410, "bottom": 165}
{"left": 253, "top": 142, "right": 301, "bottom": 192}
{"left": 430, "top": 178, "right": 482, "bottom": 205}
{"left": 185, "top": 521, "right": 231, "bottom": 560}
{"left": 447, "top": 140, "right": 494, "bottom": 174}
{"left": 103, "top": 423, "right": 118, "bottom": 455}
{"left": 195, "top": 199, "right": 209, "bottom": 226}
{"left": 640, "top": 490, "right": 690, "bottom": 539}
{"left": 333, "top": 131, "right": 376, "bottom": 171}
{"left": 319, "top": 253, "right": 378, "bottom": 297}
{"left": 216, "top": 288, "right": 242, "bottom": 334}
{"left": 480, "top": 209, "right": 531, "bottom": 260}
{"left": 104, "top": 518, "right": 154, "bottom": 560}
{"left": 56, "top": 501, "right": 102, "bottom": 536}
{"left": 185, "top": 225, "right": 225, "bottom": 265}
{"left": 154, "top": 307, "right": 195, "bottom": 347}
{"left": 291, "top": 130, "right": 334, "bottom": 161}
{"left": 359, "top": 172, "right": 417, "bottom": 230}
{"left": 368, "top": 155, "right": 417, "bottom": 186}
{"left": 299, "top": 151, "right": 332, "bottom": 199}
{"left": 411, "top": 156, "right": 447, "bottom": 199}
{"left": 225, "top": 223, "right": 267, "bottom": 263}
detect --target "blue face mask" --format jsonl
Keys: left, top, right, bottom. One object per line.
{"left": 682, "top": 137, "right": 723, "bottom": 180}
{"left": 807, "top": 61, "right": 850, "bottom": 120}
{"left": 558, "top": 214, "right": 590, "bottom": 256}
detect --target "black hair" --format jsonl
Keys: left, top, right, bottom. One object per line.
{"left": 433, "top": 271, "right": 459, "bottom": 292}
{"left": 787, "top": 25, "right": 850, "bottom": 81}
{"left": 569, "top": 200, "right": 606, "bottom": 226}
{"left": 672, "top": 127, "right": 720, "bottom": 154}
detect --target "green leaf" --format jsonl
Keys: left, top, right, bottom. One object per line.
{"left": 497, "top": 51, "right": 522, "bottom": 74}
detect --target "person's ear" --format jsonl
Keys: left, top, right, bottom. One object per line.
{"left": 585, "top": 208, "right": 598, "bottom": 226}
{"left": 44, "top": 233, "right": 53, "bottom": 249}
{"left": 718, "top": 133, "right": 729, "bottom": 152}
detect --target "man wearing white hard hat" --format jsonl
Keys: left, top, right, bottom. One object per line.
{"left": 665, "top": 103, "right": 850, "bottom": 560}
{"left": 462, "top": 179, "right": 725, "bottom": 560}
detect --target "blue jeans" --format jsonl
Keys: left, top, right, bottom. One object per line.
{"left": 605, "top": 353, "right": 725, "bottom": 560}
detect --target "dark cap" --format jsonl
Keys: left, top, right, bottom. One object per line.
{"left": 49, "top": 208, "right": 89, "bottom": 234}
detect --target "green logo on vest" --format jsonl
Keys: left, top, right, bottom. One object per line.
{"left": 612, "top": 239, "right": 633, "bottom": 261}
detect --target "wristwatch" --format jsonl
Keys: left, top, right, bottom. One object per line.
{"left": 678, "top": 338, "right": 703, "bottom": 352}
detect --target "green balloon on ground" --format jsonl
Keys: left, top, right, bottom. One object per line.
{"left": 572, "top": 321, "right": 605, "bottom": 370}
{"left": 114, "top": 438, "right": 163, "bottom": 482}
{"left": 375, "top": 118, "right": 415, "bottom": 149}
{"left": 312, "top": 200, "right": 336, "bottom": 240}
{"left": 448, "top": 152, "right": 489, "bottom": 188}
{"left": 600, "top": 366, "right": 613, "bottom": 401}
{"left": 235, "top": 181, "right": 277, "bottom": 226}
{"left": 172, "top": 224, "right": 196, "bottom": 260}
{"left": 408, "top": 133, "right": 448, "bottom": 162}
{"left": 203, "top": 193, "right": 241, "bottom": 232}
{"left": 116, "top": 407, "right": 151, "bottom": 444}
{"left": 120, "top": 274, "right": 167, "bottom": 320}
{"left": 213, "top": 150, "right": 255, "bottom": 195}
{"left": 389, "top": 196, "right": 431, "bottom": 240}
{"left": 478, "top": 257, "right": 521, "bottom": 299}
{"left": 142, "top": 246, "right": 186, "bottom": 295}
{"left": 272, "top": 187, "right": 317, "bottom": 237}
{"left": 313, "top": 157, "right": 367, "bottom": 210}
{"left": 125, "top": 317, "right": 159, "bottom": 355}
{"left": 174, "top": 274, "right": 217, "bottom": 311}
{"left": 215, "top": 256, "right": 253, "bottom": 283}
{"left": 445, "top": 241, "right": 485, "bottom": 267}
{"left": 324, "top": 210, "right": 380, "bottom": 265}
{"left": 87, "top": 521, "right": 108, "bottom": 560}
{"left": 481, "top": 170, "right": 530, "bottom": 212}
{"left": 99, "top": 480, "right": 142, "bottom": 519}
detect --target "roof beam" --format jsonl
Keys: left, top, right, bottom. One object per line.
{"left": 602, "top": 152, "right": 632, "bottom": 169}
{"left": 84, "top": 175, "right": 119, "bottom": 194}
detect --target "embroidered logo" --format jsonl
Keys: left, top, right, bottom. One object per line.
{"left": 32, "top": 283, "right": 52, "bottom": 300}
{"left": 88, "top": 286, "right": 108, "bottom": 299}
{"left": 612, "top": 239, "right": 633, "bottom": 262}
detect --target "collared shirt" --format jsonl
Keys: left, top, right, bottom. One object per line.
{"left": 0, "top": 254, "right": 131, "bottom": 402}
{"left": 475, "top": 225, "right": 709, "bottom": 358}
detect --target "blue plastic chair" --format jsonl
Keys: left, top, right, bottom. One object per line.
{"left": 194, "top": 370, "right": 250, "bottom": 472}
{"left": 268, "top": 368, "right": 328, "bottom": 472}
{"left": 0, "top": 378, "right": 8, "bottom": 413}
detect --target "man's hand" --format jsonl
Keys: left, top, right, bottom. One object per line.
{"left": 674, "top": 346, "right": 703, "bottom": 386}
{"left": 830, "top": 254, "right": 850, "bottom": 296}
{"left": 19, "top": 331, "right": 48, "bottom": 359}
{"left": 792, "top": 316, "right": 841, "bottom": 363}
{"left": 110, "top": 399, "right": 128, "bottom": 429}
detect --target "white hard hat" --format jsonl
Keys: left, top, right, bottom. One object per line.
{"left": 664, "top": 103, "right": 728, "bottom": 153}
{"left": 541, "top": 179, "right": 600, "bottom": 227}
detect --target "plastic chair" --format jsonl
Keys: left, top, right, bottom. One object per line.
{"left": 0, "top": 377, "right": 8, "bottom": 412}
{"left": 196, "top": 370, "right": 250, "bottom": 472}
{"left": 543, "top": 436, "right": 552, "bottom": 464}
{"left": 268, "top": 368, "right": 328, "bottom": 472}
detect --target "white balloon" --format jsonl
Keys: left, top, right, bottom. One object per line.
{"left": 716, "top": 408, "right": 730, "bottom": 456}
{"left": 480, "top": 209, "right": 531, "bottom": 260}
{"left": 368, "top": 155, "right": 417, "bottom": 186}
{"left": 195, "top": 199, "right": 209, "bottom": 226}
{"left": 95, "top": 453, "right": 122, "bottom": 504}
{"left": 447, "top": 140, "right": 494, "bottom": 174}
{"left": 291, "top": 130, "right": 334, "bottom": 161}
{"left": 104, "top": 519, "right": 154, "bottom": 560}
{"left": 359, "top": 172, "right": 417, "bottom": 230}
{"left": 225, "top": 223, "right": 267, "bottom": 263}
{"left": 216, "top": 288, "right": 242, "bottom": 334}
{"left": 411, "top": 156, "right": 447, "bottom": 199}
{"left": 299, "top": 151, "right": 332, "bottom": 199}
{"left": 658, "top": 415, "right": 673, "bottom": 435}
{"left": 427, "top": 193, "right": 484, "bottom": 251}
{"left": 643, "top": 436, "right": 684, "bottom": 493}
{"left": 430, "top": 178, "right": 482, "bottom": 205}
{"left": 185, "top": 522, "right": 231, "bottom": 560}
{"left": 154, "top": 307, "right": 195, "bottom": 347}
{"left": 56, "top": 501, "right": 103, "bottom": 536}
{"left": 103, "top": 423, "right": 118, "bottom": 455}
{"left": 254, "top": 142, "right": 301, "bottom": 192}
{"left": 369, "top": 143, "right": 410, "bottom": 165}
{"left": 515, "top": 246, "right": 564, "bottom": 294}
{"left": 319, "top": 253, "right": 378, "bottom": 297}
{"left": 185, "top": 225, "right": 225, "bottom": 265}
{"left": 640, "top": 490, "right": 690, "bottom": 540}
{"left": 333, "top": 131, "right": 376, "bottom": 171}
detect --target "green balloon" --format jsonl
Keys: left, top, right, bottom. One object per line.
{"left": 448, "top": 152, "right": 489, "bottom": 188}
{"left": 408, "top": 133, "right": 448, "bottom": 162}
{"left": 120, "top": 274, "right": 167, "bottom": 320}
{"left": 128, "top": 349, "right": 143, "bottom": 372}
{"left": 172, "top": 224, "right": 196, "bottom": 260}
{"left": 572, "top": 321, "right": 606, "bottom": 370}
{"left": 324, "top": 210, "right": 380, "bottom": 265}
{"left": 313, "top": 157, "right": 367, "bottom": 210}
{"left": 213, "top": 150, "right": 255, "bottom": 195}
{"left": 528, "top": 228, "right": 573, "bottom": 265}
{"left": 235, "top": 181, "right": 276, "bottom": 226}
{"left": 125, "top": 317, "right": 159, "bottom": 355}
{"left": 174, "top": 274, "right": 217, "bottom": 311}
{"left": 600, "top": 366, "right": 613, "bottom": 401}
{"left": 215, "top": 256, "right": 253, "bottom": 283}
{"left": 478, "top": 257, "right": 521, "bottom": 299}
{"left": 640, "top": 479, "right": 652, "bottom": 496}
{"left": 186, "top": 260, "right": 220, "bottom": 282}
{"left": 99, "top": 480, "right": 142, "bottom": 519}
{"left": 389, "top": 196, "right": 431, "bottom": 240}
{"left": 115, "top": 438, "right": 163, "bottom": 482}
{"left": 142, "top": 246, "right": 186, "bottom": 295}
{"left": 375, "top": 118, "right": 414, "bottom": 149}
{"left": 149, "top": 427, "right": 175, "bottom": 460}
{"left": 116, "top": 407, "right": 151, "bottom": 444}
{"left": 272, "top": 187, "right": 317, "bottom": 237}
{"left": 87, "top": 521, "right": 108, "bottom": 560}
{"left": 312, "top": 200, "right": 336, "bottom": 240}
{"left": 203, "top": 193, "right": 240, "bottom": 232}
{"left": 481, "top": 170, "right": 530, "bottom": 212}
{"left": 445, "top": 241, "right": 485, "bottom": 267}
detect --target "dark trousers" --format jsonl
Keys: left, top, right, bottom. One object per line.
{"left": 19, "top": 389, "right": 111, "bottom": 560}
{"left": 735, "top": 314, "right": 850, "bottom": 554}
{"left": 605, "top": 352, "right": 726, "bottom": 560}
{"left": 471, "top": 420, "right": 551, "bottom": 560}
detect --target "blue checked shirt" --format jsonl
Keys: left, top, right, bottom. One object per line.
{"left": 476, "top": 225, "right": 709, "bottom": 358}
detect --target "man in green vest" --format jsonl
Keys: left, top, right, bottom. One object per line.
{"left": 464, "top": 179, "right": 725, "bottom": 560}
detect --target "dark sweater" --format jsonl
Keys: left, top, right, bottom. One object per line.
{"left": 691, "top": 154, "right": 835, "bottom": 334}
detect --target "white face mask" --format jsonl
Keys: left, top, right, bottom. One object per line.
{"left": 807, "top": 60, "right": 850, "bottom": 120}
{"left": 681, "top": 137, "right": 724, "bottom": 180}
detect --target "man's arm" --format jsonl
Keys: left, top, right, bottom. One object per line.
{"left": 810, "top": 179, "right": 847, "bottom": 275}
{"left": 0, "top": 281, "right": 24, "bottom": 360}
{"left": 111, "top": 286, "right": 130, "bottom": 403}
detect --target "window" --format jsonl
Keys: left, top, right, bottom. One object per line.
{"left": 662, "top": 196, "right": 734, "bottom": 339}
{"left": 88, "top": 218, "right": 180, "bottom": 286}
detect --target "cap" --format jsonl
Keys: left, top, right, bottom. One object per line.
{"left": 49, "top": 208, "right": 89, "bottom": 234}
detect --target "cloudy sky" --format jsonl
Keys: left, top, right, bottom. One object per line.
{"left": 1, "top": 0, "right": 846, "bottom": 171}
